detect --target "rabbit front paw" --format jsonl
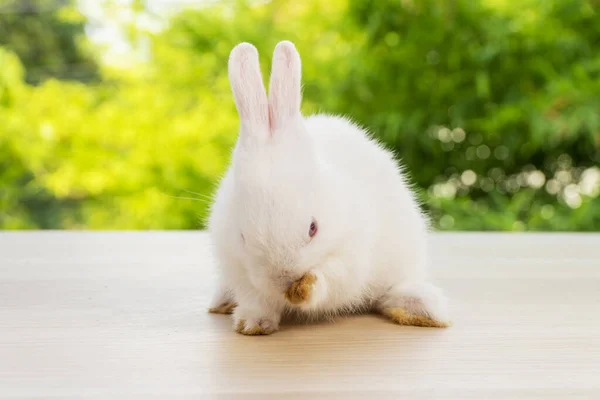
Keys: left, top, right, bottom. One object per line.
{"left": 208, "top": 285, "right": 236, "bottom": 314}
{"left": 233, "top": 315, "right": 279, "bottom": 336}
{"left": 285, "top": 273, "right": 317, "bottom": 305}
{"left": 208, "top": 301, "right": 237, "bottom": 314}
{"left": 232, "top": 304, "right": 281, "bottom": 336}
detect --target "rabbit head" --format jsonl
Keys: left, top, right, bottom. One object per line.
{"left": 227, "top": 41, "right": 334, "bottom": 295}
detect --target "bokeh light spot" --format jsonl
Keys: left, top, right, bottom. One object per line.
{"left": 476, "top": 145, "right": 490, "bottom": 159}
{"left": 461, "top": 170, "right": 477, "bottom": 186}
{"left": 494, "top": 145, "right": 509, "bottom": 160}
{"left": 440, "top": 215, "right": 455, "bottom": 229}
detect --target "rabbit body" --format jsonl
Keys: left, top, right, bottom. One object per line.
{"left": 208, "top": 41, "right": 450, "bottom": 335}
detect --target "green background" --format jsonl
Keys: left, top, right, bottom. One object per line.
{"left": 1, "top": 0, "right": 599, "bottom": 230}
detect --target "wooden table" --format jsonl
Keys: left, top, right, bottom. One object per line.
{"left": 1, "top": 232, "right": 599, "bottom": 399}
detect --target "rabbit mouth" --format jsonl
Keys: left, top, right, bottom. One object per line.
{"left": 274, "top": 273, "right": 310, "bottom": 297}
{"left": 277, "top": 276, "right": 300, "bottom": 293}
{"left": 247, "top": 268, "right": 300, "bottom": 296}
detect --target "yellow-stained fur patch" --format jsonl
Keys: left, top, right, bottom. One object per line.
{"left": 234, "top": 319, "right": 273, "bottom": 336}
{"left": 208, "top": 302, "right": 237, "bottom": 314}
{"left": 384, "top": 307, "right": 451, "bottom": 328}
{"left": 285, "top": 273, "right": 317, "bottom": 304}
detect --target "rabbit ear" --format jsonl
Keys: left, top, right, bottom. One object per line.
{"left": 228, "top": 43, "right": 269, "bottom": 141}
{"left": 268, "top": 41, "right": 302, "bottom": 131}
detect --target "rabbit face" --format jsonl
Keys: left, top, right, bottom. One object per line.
{"left": 225, "top": 41, "right": 331, "bottom": 297}
{"left": 232, "top": 134, "right": 327, "bottom": 296}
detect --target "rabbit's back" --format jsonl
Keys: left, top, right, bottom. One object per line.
{"left": 305, "top": 114, "right": 410, "bottom": 203}
{"left": 305, "top": 114, "right": 429, "bottom": 281}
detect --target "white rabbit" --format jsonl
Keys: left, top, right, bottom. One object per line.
{"left": 207, "top": 40, "right": 450, "bottom": 335}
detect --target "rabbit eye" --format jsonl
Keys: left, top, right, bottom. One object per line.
{"left": 309, "top": 220, "right": 318, "bottom": 238}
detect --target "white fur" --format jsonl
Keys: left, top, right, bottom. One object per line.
{"left": 208, "top": 41, "right": 449, "bottom": 334}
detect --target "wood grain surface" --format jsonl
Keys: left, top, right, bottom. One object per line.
{"left": 1, "top": 232, "right": 599, "bottom": 399}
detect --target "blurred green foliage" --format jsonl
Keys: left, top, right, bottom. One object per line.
{"left": 0, "top": 0, "right": 599, "bottom": 230}
{"left": 0, "top": 0, "right": 99, "bottom": 84}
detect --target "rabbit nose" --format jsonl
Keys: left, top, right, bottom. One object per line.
{"left": 283, "top": 276, "right": 296, "bottom": 287}
{"left": 274, "top": 273, "right": 297, "bottom": 292}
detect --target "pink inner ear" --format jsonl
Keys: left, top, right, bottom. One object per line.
{"left": 268, "top": 105, "right": 274, "bottom": 132}
{"left": 282, "top": 48, "right": 293, "bottom": 69}
{"left": 267, "top": 41, "right": 302, "bottom": 133}
{"left": 230, "top": 44, "right": 269, "bottom": 130}
{"left": 241, "top": 64, "right": 268, "bottom": 124}
{"left": 269, "top": 94, "right": 280, "bottom": 131}
{"left": 237, "top": 61, "right": 251, "bottom": 120}
{"left": 268, "top": 75, "right": 294, "bottom": 131}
